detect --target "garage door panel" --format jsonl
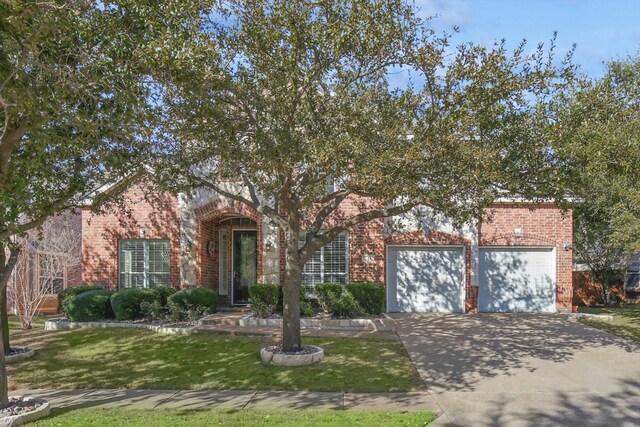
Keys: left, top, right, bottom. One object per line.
{"left": 479, "top": 248, "right": 555, "bottom": 313}
{"left": 388, "top": 246, "right": 465, "bottom": 313}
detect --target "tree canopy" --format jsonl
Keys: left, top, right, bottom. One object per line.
{"left": 0, "top": 0, "right": 212, "bottom": 408}
{"left": 149, "top": 0, "right": 575, "bottom": 351}
{"left": 553, "top": 57, "right": 640, "bottom": 299}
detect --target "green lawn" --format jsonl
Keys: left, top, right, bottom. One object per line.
{"left": 30, "top": 408, "right": 436, "bottom": 427}
{"left": 578, "top": 305, "right": 640, "bottom": 343}
{"left": 8, "top": 315, "right": 49, "bottom": 332}
{"left": 8, "top": 325, "right": 421, "bottom": 392}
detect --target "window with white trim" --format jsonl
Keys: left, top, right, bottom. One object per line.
{"left": 299, "top": 232, "right": 348, "bottom": 294}
{"left": 119, "top": 240, "right": 170, "bottom": 288}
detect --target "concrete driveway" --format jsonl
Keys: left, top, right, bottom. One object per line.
{"left": 391, "top": 313, "right": 640, "bottom": 427}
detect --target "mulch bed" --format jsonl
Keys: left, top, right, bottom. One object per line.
{"left": 0, "top": 397, "right": 44, "bottom": 417}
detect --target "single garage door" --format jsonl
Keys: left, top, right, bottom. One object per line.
{"left": 478, "top": 247, "right": 556, "bottom": 312}
{"left": 387, "top": 246, "right": 465, "bottom": 312}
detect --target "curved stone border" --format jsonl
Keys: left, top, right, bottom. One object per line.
{"left": 260, "top": 345, "right": 324, "bottom": 366}
{"left": 5, "top": 348, "right": 35, "bottom": 364}
{"left": 239, "top": 314, "right": 395, "bottom": 332}
{"left": 45, "top": 319, "right": 194, "bottom": 335}
{"left": 0, "top": 397, "right": 50, "bottom": 427}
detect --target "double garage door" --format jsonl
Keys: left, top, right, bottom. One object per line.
{"left": 387, "top": 246, "right": 556, "bottom": 313}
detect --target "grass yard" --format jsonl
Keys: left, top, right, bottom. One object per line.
{"left": 578, "top": 305, "right": 640, "bottom": 344}
{"left": 30, "top": 408, "right": 437, "bottom": 427}
{"left": 7, "top": 322, "right": 421, "bottom": 392}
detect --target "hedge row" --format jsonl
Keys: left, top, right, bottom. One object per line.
{"left": 60, "top": 285, "right": 217, "bottom": 322}
{"left": 248, "top": 282, "right": 385, "bottom": 318}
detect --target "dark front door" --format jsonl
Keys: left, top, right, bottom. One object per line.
{"left": 232, "top": 230, "right": 257, "bottom": 305}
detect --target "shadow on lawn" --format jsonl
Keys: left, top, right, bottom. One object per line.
{"left": 7, "top": 329, "right": 419, "bottom": 393}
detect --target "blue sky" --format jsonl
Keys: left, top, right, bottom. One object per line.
{"left": 415, "top": 0, "right": 640, "bottom": 77}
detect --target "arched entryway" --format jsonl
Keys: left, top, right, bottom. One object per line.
{"left": 195, "top": 200, "right": 263, "bottom": 306}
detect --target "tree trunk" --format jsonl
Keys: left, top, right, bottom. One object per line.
{"left": 0, "top": 249, "right": 10, "bottom": 409}
{"left": 0, "top": 286, "right": 7, "bottom": 353}
{"left": 0, "top": 333, "right": 6, "bottom": 409}
{"left": 282, "top": 221, "right": 302, "bottom": 353}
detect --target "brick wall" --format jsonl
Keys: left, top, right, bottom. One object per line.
{"left": 194, "top": 199, "right": 263, "bottom": 306}
{"left": 479, "top": 203, "right": 574, "bottom": 311}
{"left": 81, "top": 181, "right": 181, "bottom": 290}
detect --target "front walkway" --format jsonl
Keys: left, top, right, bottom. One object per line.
{"left": 10, "top": 389, "right": 439, "bottom": 413}
{"left": 391, "top": 313, "right": 640, "bottom": 427}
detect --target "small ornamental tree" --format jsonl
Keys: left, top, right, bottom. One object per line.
{"left": 149, "top": 0, "right": 574, "bottom": 352}
{"left": 0, "top": 0, "right": 210, "bottom": 409}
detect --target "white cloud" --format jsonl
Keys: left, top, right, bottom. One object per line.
{"left": 413, "top": 0, "right": 472, "bottom": 27}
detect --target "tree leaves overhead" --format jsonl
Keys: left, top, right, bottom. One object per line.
{"left": 151, "top": 0, "right": 574, "bottom": 231}
{"left": 554, "top": 57, "right": 640, "bottom": 265}
{"left": 0, "top": 0, "right": 213, "bottom": 240}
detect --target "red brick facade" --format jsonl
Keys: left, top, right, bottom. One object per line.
{"left": 194, "top": 199, "right": 264, "bottom": 305}
{"left": 80, "top": 182, "right": 181, "bottom": 290}
{"left": 78, "top": 181, "right": 573, "bottom": 312}
{"left": 479, "top": 203, "right": 574, "bottom": 311}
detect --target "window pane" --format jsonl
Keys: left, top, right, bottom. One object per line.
{"left": 119, "top": 240, "right": 170, "bottom": 288}
{"left": 301, "top": 232, "right": 348, "bottom": 292}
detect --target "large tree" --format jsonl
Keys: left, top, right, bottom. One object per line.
{"left": 150, "top": 0, "right": 574, "bottom": 352}
{"left": 553, "top": 57, "right": 640, "bottom": 301}
{"left": 0, "top": 0, "right": 208, "bottom": 409}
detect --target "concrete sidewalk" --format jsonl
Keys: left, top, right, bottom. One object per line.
{"left": 10, "top": 389, "right": 440, "bottom": 413}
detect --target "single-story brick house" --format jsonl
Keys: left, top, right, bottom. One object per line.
{"left": 75, "top": 175, "right": 574, "bottom": 314}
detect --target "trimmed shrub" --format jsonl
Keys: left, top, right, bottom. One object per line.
{"left": 314, "top": 283, "right": 343, "bottom": 314}
{"left": 345, "top": 282, "right": 386, "bottom": 314}
{"left": 249, "top": 284, "right": 281, "bottom": 318}
{"left": 66, "top": 290, "right": 114, "bottom": 322}
{"left": 149, "top": 286, "right": 177, "bottom": 307}
{"left": 300, "top": 293, "right": 316, "bottom": 317}
{"left": 137, "top": 286, "right": 177, "bottom": 320}
{"left": 334, "top": 293, "right": 365, "bottom": 318}
{"left": 58, "top": 285, "right": 103, "bottom": 316}
{"left": 110, "top": 288, "right": 158, "bottom": 321}
{"left": 168, "top": 287, "right": 218, "bottom": 321}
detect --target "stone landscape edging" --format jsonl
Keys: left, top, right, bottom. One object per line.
{"left": 260, "top": 345, "right": 325, "bottom": 366}
{"left": 565, "top": 313, "right": 614, "bottom": 321}
{"left": 0, "top": 397, "right": 50, "bottom": 427}
{"left": 44, "top": 319, "right": 195, "bottom": 335}
{"left": 4, "top": 348, "right": 35, "bottom": 364}
{"left": 239, "top": 314, "right": 396, "bottom": 332}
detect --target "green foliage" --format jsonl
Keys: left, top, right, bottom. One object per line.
{"left": 66, "top": 290, "right": 114, "bottom": 322}
{"left": 148, "top": 286, "right": 178, "bottom": 307}
{"left": 333, "top": 293, "right": 365, "bottom": 318}
{"left": 300, "top": 293, "right": 316, "bottom": 318}
{"left": 345, "top": 282, "right": 386, "bottom": 315}
{"left": 248, "top": 284, "right": 281, "bottom": 318}
{"left": 147, "top": 0, "right": 575, "bottom": 349}
{"left": 110, "top": 288, "right": 158, "bottom": 321}
{"left": 168, "top": 288, "right": 218, "bottom": 321}
{"left": 58, "top": 285, "right": 103, "bottom": 316}
{"left": 314, "top": 283, "right": 343, "bottom": 314}
{"left": 553, "top": 57, "right": 640, "bottom": 300}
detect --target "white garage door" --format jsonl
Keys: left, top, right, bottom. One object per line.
{"left": 478, "top": 247, "right": 556, "bottom": 313}
{"left": 387, "top": 246, "right": 465, "bottom": 312}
